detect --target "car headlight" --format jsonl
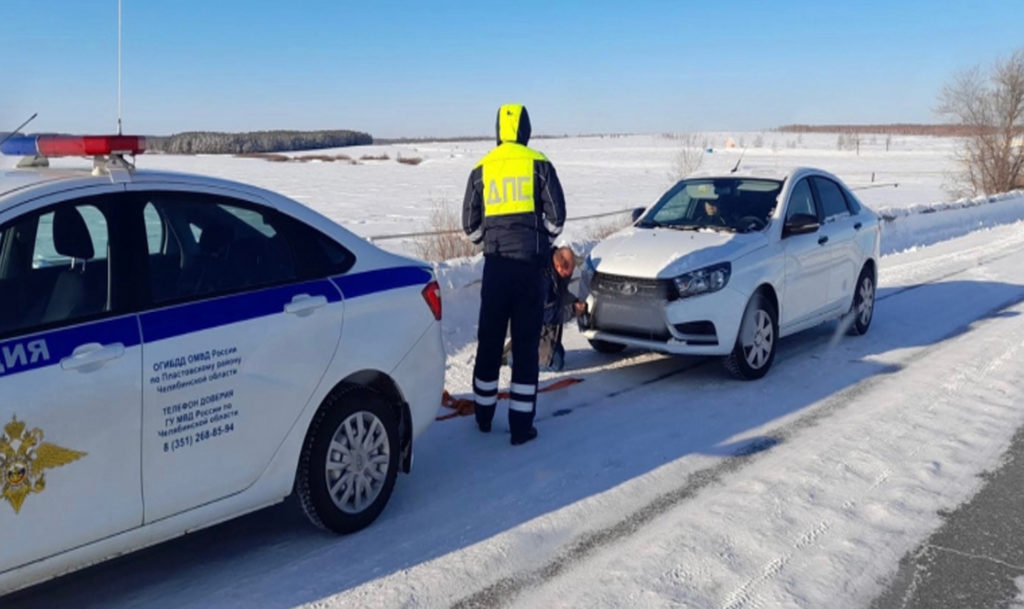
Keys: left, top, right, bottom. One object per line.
{"left": 673, "top": 262, "right": 731, "bottom": 298}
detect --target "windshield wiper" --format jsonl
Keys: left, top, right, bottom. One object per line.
{"left": 666, "top": 223, "right": 737, "bottom": 233}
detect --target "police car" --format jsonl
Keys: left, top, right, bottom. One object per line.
{"left": 0, "top": 134, "right": 444, "bottom": 594}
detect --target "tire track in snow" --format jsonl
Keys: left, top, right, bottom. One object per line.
{"left": 451, "top": 237, "right": 1024, "bottom": 609}
{"left": 720, "top": 310, "right": 1024, "bottom": 609}
{"left": 534, "top": 227, "right": 1024, "bottom": 428}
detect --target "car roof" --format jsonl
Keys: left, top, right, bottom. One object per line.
{"left": 0, "top": 167, "right": 95, "bottom": 200}
{"left": 0, "top": 160, "right": 273, "bottom": 213}
{"left": 685, "top": 165, "right": 836, "bottom": 183}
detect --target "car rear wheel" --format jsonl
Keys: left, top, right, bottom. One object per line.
{"left": 724, "top": 293, "right": 778, "bottom": 380}
{"left": 297, "top": 386, "right": 399, "bottom": 534}
{"left": 588, "top": 339, "right": 627, "bottom": 354}
{"left": 848, "top": 266, "right": 875, "bottom": 336}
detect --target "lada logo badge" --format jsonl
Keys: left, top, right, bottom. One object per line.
{"left": 0, "top": 415, "right": 86, "bottom": 514}
{"left": 619, "top": 282, "right": 639, "bottom": 296}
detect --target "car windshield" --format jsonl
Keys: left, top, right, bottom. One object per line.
{"left": 638, "top": 178, "right": 783, "bottom": 233}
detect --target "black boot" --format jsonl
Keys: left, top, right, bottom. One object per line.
{"left": 475, "top": 404, "right": 494, "bottom": 433}
{"left": 509, "top": 409, "right": 537, "bottom": 445}
{"left": 511, "top": 426, "right": 538, "bottom": 446}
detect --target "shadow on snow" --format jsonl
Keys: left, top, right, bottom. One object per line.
{"left": 12, "top": 278, "right": 1024, "bottom": 609}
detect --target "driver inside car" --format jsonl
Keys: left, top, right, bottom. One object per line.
{"left": 695, "top": 199, "right": 730, "bottom": 227}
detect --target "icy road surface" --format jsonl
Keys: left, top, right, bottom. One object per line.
{"left": 11, "top": 216, "right": 1024, "bottom": 607}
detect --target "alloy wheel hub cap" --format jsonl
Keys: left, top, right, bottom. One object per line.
{"left": 325, "top": 411, "right": 390, "bottom": 514}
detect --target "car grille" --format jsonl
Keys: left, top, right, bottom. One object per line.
{"left": 591, "top": 272, "right": 676, "bottom": 301}
{"left": 590, "top": 272, "right": 674, "bottom": 341}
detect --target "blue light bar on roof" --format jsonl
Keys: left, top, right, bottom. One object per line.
{"left": 0, "top": 136, "right": 40, "bottom": 156}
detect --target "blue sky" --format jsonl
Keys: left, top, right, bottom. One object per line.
{"left": 2, "top": 1, "right": 1022, "bottom": 138}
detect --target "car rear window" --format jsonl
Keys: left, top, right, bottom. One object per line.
{"left": 141, "top": 193, "right": 298, "bottom": 305}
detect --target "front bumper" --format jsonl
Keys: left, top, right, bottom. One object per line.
{"left": 581, "top": 280, "right": 748, "bottom": 356}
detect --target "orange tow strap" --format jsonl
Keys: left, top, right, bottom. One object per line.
{"left": 437, "top": 377, "right": 584, "bottom": 421}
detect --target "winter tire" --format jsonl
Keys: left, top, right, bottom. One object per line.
{"left": 724, "top": 293, "right": 778, "bottom": 380}
{"left": 588, "top": 338, "right": 627, "bottom": 354}
{"left": 848, "top": 266, "right": 875, "bottom": 336}
{"left": 297, "top": 387, "right": 400, "bottom": 534}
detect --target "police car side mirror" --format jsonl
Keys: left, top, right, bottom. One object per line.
{"left": 631, "top": 207, "right": 646, "bottom": 223}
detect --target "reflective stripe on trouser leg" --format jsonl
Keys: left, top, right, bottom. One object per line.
{"left": 474, "top": 377, "right": 499, "bottom": 407}
{"left": 509, "top": 398, "right": 535, "bottom": 413}
{"left": 509, "top": 382, "right": 536, "bottom": 412}
{"left": 508, "top": 257, "right": 543, "bottom": 440}
{"left": 473, "top": 256, "right": 514, "bottom": 428}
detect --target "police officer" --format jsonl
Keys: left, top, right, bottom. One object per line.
{"left": 462, "top": 104, "right": 566, "bottom": 446}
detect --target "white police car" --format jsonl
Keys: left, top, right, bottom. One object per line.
{"left": 0, "top": 135, "right": 444, "bottom": 594}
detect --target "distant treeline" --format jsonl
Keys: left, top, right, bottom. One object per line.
{"left": 374, "top": 133, "right": 578, "bottom": 144}
{"left": 146, "top": 130, "right": 373, "bottom": 154}
{"left": 777, "top": 124, "right": 979, "bottom": 137}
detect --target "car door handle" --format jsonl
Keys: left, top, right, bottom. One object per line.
{"left": 818, "top": 236, "right": 829, "bottom": 245}
{"left": 853, "top": 222, "right": 863, "bottom": 230}
{"left": 61, "top": 342, "right": 126, "bottom": 371}
{"left": 284, "top": 294, "right": 328, "bottom": 316}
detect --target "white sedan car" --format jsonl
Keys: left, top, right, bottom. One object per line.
{"left": 0, "top": 135, "right": 444, "bottom": 594}
{"left": 581, "top": 167, "right": 880, "bottom": 379}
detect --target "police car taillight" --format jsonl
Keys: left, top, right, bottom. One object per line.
{"left": 422, "top": 281, "right": 442, "bottom": 321}
{"left": 0, "top": 135, "right": 146, "bottom": 157}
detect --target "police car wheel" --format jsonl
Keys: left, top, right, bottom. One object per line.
{"left": 297, "top": 387, "right": 400, "bottom": 534}
{"left": 588, "top": 339, "right": 627, "bottom": 354}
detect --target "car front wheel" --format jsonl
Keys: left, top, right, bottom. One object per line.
{"left": 297, "top": 386, "right": 400, "bottom": 534}
{"left": 724, "top": 293, "right": 778, "bottom": 380}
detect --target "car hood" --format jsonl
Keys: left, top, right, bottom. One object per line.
{"left": 589, "top": 226, "right": 767, "bottom": 278}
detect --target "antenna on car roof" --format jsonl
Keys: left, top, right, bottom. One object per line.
{"left": 0, "top": 113, "right": 38, "bottom": 149}
{"left": 116, "top": 0, "right": 123, "bottom": 135}
{"left": 729, "top": 146, "right": 747, "bottom": 174}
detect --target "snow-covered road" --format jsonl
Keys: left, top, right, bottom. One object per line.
{"left": 11, "top": 218, "right": 1024, "bottom": 608}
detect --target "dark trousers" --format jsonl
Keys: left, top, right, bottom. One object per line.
{"left": 473, "top": 255, "right": 542, "bottom": 439}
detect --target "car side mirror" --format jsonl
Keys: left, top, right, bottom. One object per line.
{"left": 631, "top": 207, "right": 646, "bottom": 223}
{"left": 783, "top": 213, "right": 820, "bottom": 237}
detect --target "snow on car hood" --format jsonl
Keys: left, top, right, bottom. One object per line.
{"left": 589, "top": 226, "right": 767, "bottom": 278}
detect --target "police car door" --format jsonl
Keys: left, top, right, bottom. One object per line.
{"left": 132, "top": 189, "right": 343, "bottom": 522}
{"left": 0, "top": 191, "right": 143, "bottom": 572}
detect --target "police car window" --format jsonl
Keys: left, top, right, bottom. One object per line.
{"left": 284, "top": 218, "right": 356, "bottom": 277}
{"left": 0, "top": 202, "right": 113, "bottom": 338}
{"left": 222, "top": 205, "right": 277, "bottom": 237}
{"left": 786, "top": 179, "right": 817, "bottom": 221}
{"left": 144, "top": 193, "right": 298, "bottom": 305}
{"left": 32, "top": 205, "right": 109, "bottom": 268}
{"left": 812, "top": 177, "right": 850, "bottom": 219}
{"left": 144, "top": 203, "right": 164, "bottom": 254}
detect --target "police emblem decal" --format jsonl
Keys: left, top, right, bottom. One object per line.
{"left": 0, "top": 415, "right": 86, "bottom": 514}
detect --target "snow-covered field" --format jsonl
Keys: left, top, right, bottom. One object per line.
{"left": 133, "top": 132, "right": 958, "bottom": 245}
{"left": 11, "top": 133, "right": 1024, "bottom": 608}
